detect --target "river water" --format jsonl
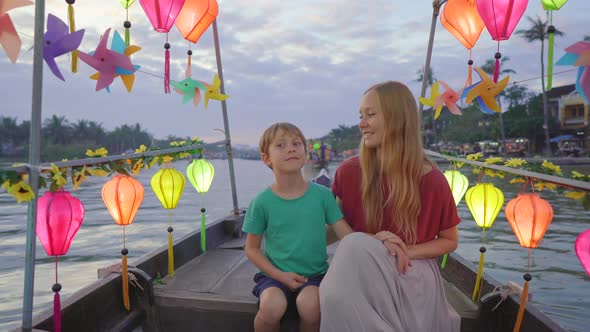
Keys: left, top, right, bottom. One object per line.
{"left": 0, "top": 159, "right": 588, "bottom": 331}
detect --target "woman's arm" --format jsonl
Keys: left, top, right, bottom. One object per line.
{"left": 406, "top": 226, "right": 458, "bottom": 259}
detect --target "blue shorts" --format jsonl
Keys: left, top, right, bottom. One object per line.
{"left": 252, "top": 272, "right": 324, "bottom": 305}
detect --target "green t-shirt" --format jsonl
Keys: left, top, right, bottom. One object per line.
{"left": 242, "top": 182, "right": 343, "bottom": 277}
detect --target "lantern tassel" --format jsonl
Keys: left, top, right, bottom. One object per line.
{"left": 168, "top": 231, "right": 175, "bottom": 276}
{"left": 201, "top": 210, "right": 207, "bottom": 252}
{"left": 54, "top": 290, "right": 61, "bottom": 332}
{"left": 164, "top": 48, "right": 170, "bottom": 94}
{"left": 467, "top": 63, "right": 473, "bottom": 86}
{"left": 547, "top": 29, "right": 555, "bottom": 91}
{"left": 440, "top": 254, "right": 448, "bottom": 269}
{"left": 122, "top": 253, "right": 130, "bottom": 311}
{"left": 125, "top": 28, "right": 130, "bottom": 47}
{"left": 68, "top": 4, "right": 78, "bottom": 73}
{"left": 493, "top": 58, "right": 500, "bottom": 83}
{"left": 472, "top": 250, "right": 485, "bottom": 301}
{"left": 186, "top": 54, "right": 192, "bottom": 78}
{"left": 513, "top": 280, "right": 530, "bottom": 332}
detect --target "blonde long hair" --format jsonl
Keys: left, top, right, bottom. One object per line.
{"left": 360, "top": 81, "right": 426, "bottom": 244}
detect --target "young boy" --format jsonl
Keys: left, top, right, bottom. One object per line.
{"left": 243, "top": 122, "right": 353, "bottom": 332}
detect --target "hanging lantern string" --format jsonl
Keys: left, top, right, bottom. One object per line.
{"left": 55, "top": 256, "right": 58, "bottom": 284}
{"left": 124, "top": 8, "right": 131, "bottom": 47}
{"left": 466, "top": 49, "right": 473, "bottom": 87}
{"left": 186, "top": 41, "right": 192, "bottom": 78}
{"left": 493, "top": 41, "right": 501, "bottom": 83}
{"left": 164, "top": 34, "right": 171, "bottom": 94}
{"left": 121, "top": 225, "right": 130, "bottom": 311}
{"left": 546, "top": 11, "right": 555, "bottom": 91}
{"left": 167, "top": 209, "right": 175, "bottom": 277}
{"left": 123, "top": 225, "right": 126, "bottom": 248}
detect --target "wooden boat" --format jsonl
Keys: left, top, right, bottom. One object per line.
{"left": 20, "top": 211, "right": 566, "bottom": 332}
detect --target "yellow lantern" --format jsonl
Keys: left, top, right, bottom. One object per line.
{"left": 441, "top": 170, "right": 469, "bottom": 269}
{"left": 151, "top": 166, "right": 186, "bottom": 277}
{"left": 186, "top": 158, "right": 215, "bottom": 252}
{"left": 465, "top": 182, "right": 504, "bottom": 301}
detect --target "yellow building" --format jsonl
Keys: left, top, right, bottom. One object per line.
{"left": 559, "top": 91, "right": 589, "bottom": 149}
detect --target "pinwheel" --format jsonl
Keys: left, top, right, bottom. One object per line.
{"left": 542, "top": 0, "right": 568, "bottom": 90}
{"left": 89, "top": 30, "right": 141, "bottom": 92}
{"left": 440, "top": 0, "right": 485, "bottom": 86}
{"left": 555, "top": 41, "right": 590, "bottom": 103}
{"left": 433, "top": 81, "right": 462, "bottom": 118}
{"left": 418, "top": 81, "right": 442, "bottom": 119}
{"left": 462, "top": 67, "right": 510, "bottom": 114}
{"left": 477, "top": 0, "right": 528, "bottom": 82}
{"left": 78, "top": 28, "right": 135, "bottom": 92}
{"left": 171, "top": 77, "right": 206, "bottom": 106}
{"left": 119, "top": 0, "right": 137, "bottom": 46}
{"left": 43, "top": 14, "right": 85, "bottom": 81}
{"left": 0, "top": 0, "right": 33, "bottom": 63}
{"left": 203, "top": 73, "right": 229, "bottom": 109}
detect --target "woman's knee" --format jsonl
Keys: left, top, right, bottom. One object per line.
{"left": 258, "top": 287, "right": 288, "bottom": 323}
{"left": 336, "top": 232, "right": 382, "bottom": 257}
{"left": 296, "top": 286, "right": 320, "bottom": 323}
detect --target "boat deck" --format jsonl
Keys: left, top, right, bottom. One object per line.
{"left": 154, "top": 238, "right": 478, "bottom": 332}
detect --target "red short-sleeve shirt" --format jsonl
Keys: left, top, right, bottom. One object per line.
{"left": 332, "top": 156, "right": 461, "bottom": 244}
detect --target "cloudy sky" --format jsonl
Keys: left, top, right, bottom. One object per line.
{"left": 1, "top": 0, "right": 589, "bottom": 146}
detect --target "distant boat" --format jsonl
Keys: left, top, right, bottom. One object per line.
{"left": 311, "top": 168, "right": 331, "bottom": 188}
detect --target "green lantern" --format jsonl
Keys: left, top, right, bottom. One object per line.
{"left": 186, "top": 158, "right": 215, "bottom": 252}
{"left": 440, "top": 170, "right": 469, "bottom": 269}
{"left": 313, "top": 142, "right": 321, "bottom": 150}
{"left": 151, "top": 166, "right": 186, "bottom": 277}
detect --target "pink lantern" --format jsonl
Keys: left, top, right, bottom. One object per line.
{"left": 138, "top": 0, "right": 186, "bottom": 93}
{"left": 477, "top": 0, "right": 528, "bottom": 82}
{"left": 36, "top": 190, "right": 85, "bottom": 332}
{"left": 576, "top": 229, "right": 590, "bottom": 277}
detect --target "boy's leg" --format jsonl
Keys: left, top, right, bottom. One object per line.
{"left": 296, "top": 284, "right": 321, "bottom": 332}
{"left": 255, "top": 287, "right": 288, "bottom": 332}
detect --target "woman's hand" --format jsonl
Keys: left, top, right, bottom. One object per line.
{"left": 374, "top": 231, "right": 408, "bottom": 253}
{"left": 277, "top": 271, "right": 308, "bottom": 291}
{"left": 382, "top": 242, "right": 412, "bottom": 274}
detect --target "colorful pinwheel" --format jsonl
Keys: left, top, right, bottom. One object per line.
{"left": 43, "top": 14, "right": 85, "bottom": 81}
{"left": 433, "top": 81, "right": 462, "bottom": 118}
{"left": 462, "top": 67, "right": 510, "bottom": 114}
{"left": 556, "top": 41, "right": 590, "bottom": 103}
{"left": 0, "top": 0, "right": 33, "bottom": 63}
{"left": 418, "top": 81, "right": 442, "bottom": 119}
{"left": 171, "top": 77, "right": 206, "bottom": 106}
{"left": 203, "top": 74, "right": 229, "bottom": 109}
{"left": 78, "top": 28, "right": 135, "bottom": 91}
{"left": 89, "top": 30, "right": 141, "bottom": 92}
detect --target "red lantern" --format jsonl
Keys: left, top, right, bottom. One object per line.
{"left": 477, "top": 0, "right": 528, "bottom": 82}
{"left": 504, "top": 192, "right": 554, "bottom": 332}
{"left": 138, "top": 0, "right": 186, "bottom": 93}
{"left": 102, "top": 174, "right": 144, "bottom": 311}
{"left": 36, "top": 190, "right": 85, "bottom": 332}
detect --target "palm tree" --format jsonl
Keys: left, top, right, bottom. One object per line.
{"left": 416, "top": 67, "right": 437, "bottom": 144}
{"left": 516, "top": 16, "right": 564, "bottom": 156}
{"left": 43, "top": 115, "right": 71, "bottom": 145}
{"left": 481, "top": 57, "right": 516, "bottom": 145}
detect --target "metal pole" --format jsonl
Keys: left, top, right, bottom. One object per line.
{"left": 418, "top": 0, "right": 446, "bottom": 145}
{"left": 212, "top": 19, "right": 239, "bottom": 215}
{"left": 22, "top": 0, "right": 46, "bottom": 330}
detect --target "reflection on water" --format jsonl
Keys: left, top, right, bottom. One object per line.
{"left": 0, "top": 159, "right": 589, "bottom": 331}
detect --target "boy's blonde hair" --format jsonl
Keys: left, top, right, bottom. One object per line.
{"left": 259, "top": 122, "right": 307, "bottom": 157}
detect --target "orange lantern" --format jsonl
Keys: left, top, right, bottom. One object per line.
{"left": 504, "top": 192, "right": 554, "bottom": 332}
{"left": 175, "top": 0, "right": 218, "bottom": 77}
{"left": 441, "top": 0, "right": 485, "bottom": 86}
{"left": 102, "top": 174, "right": 145, "bottom": 311}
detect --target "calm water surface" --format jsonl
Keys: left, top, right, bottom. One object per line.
{"left": 0, "top": 159, "right": 588, "bottom": 331}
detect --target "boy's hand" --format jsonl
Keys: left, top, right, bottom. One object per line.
{"left": 277, "top": 272, "right": 308, "bottom": 291}
{"left": 382, "top": 241, "right": 412, "bottom": 274}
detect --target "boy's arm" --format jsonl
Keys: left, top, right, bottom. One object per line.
{"left": 244, "top": 233, "right": 283, "bottom": 279}
{"left": 331, "top": 219, "right": 353, "bottom": 240}
{"left": 327, "top": 196, "right": 351, "bottom": 245}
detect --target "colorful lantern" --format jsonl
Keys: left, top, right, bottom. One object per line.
{"left": 465, "top": 182, "right": 504, "bottom": 301}
{"left": 0, "top": 0, "right": 33, "bottom": 63}
{"left": 576, "top": 229, "right": 590, "bottom": 277}
{"left": 43, "top": 14, "right": 85, "bottom": 81}
{"left": 440, "top": 169, "right": 469, "bottom": 269}
{"left": 37, "top": 190, "right": 85, "bottom": 332}
{"left": 186, "top": 158, "right": 215, "bottom": 252}
{"left": 541, "top": 0, "right": 568, "bottom": 90}
{"left": 119, "top": 0, "right": 137, "bottom": 46}
{"left": 139, "top": 0, "right": 186, "bottom": 93}
{"left": 440, "top": 0, "right": 485, "bottom": 86}
{"left": 504, "top": 192, "right": 553, "bottom": 332}
{"left": 477, "top": 0, "right": 528, "bottom": 82}
{"left": 151, "top": 166, "right": 186, "bottom": 276}
{"left": 102, "top": 174, "right": 144, "bottom": 311}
